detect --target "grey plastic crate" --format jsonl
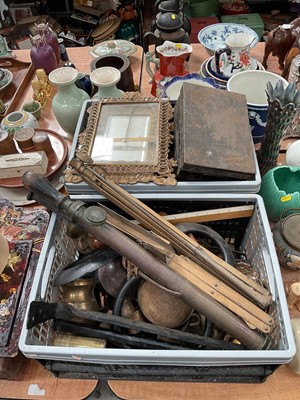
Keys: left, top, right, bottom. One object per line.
{"left": 64, "top": 100, "right": 261, "bottom": 198}
{"left": 19, "top": 193, "right": 295, "bottom": 370}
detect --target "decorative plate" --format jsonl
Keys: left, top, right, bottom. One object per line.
{"left": 90, "top": 39, "right": 137, "bottom": 58}
{"left": 0, "top": 68, "right": 13, "bottom": 92}
{"left": 198, "top": 23, "right": 259, "bottom": 54}
{"left": 162, "top": 74, "right": 219, "bottom": 101}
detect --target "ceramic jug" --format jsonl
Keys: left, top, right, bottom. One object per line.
{"left": 146, "top": 40, "right": 192, "bottom": 96}
{"left": 215, "top": 32, "right": 254, "bottom": 77}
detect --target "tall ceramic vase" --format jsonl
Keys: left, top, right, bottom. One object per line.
{"left": 49, "top": 67, "right": 90, "bottom": 137}
{"left": 90, "top": 67, "right": 124, "bottom": 99}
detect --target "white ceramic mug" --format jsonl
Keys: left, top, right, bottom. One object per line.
{"left": 227, "top": 70, "right": 288, "bottom": 144}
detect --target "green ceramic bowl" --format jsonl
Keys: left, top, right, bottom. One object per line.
{"left": 259, "top": 165, "right": 300, "bottom": 222}
{"left": 22, "top": 100, "right": 42, "bottom": 120}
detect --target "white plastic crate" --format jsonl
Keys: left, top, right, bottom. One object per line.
{"left": 19, "top": 194, "right": 295, "bottom": 368}
{"left": 64, "top": 100, "right": 261, "bottom": 197}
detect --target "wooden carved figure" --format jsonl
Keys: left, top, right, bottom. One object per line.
{"left": 36, "top": 68, "right": 52, "bottom": 97}
{"left": 31, "top": 79, "right": 47, "bottom": 108}
{"left": 262, "top": 17, "right": 300, "bottom": 71}
{"left": 282, "top": 36, "right": 300, "bottom": 79}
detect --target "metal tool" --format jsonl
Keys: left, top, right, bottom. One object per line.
{"left": 29, "top": 301, "right": 243, "bottom": 350}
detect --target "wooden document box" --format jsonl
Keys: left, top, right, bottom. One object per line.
{"left": 174, "top": 83, "right": 256, "bottom": 180}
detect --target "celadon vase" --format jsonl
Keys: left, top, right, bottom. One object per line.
{"left": 49, "top": 67, "right": 90, "bottom": 136}
{"left": 90, "top": 67, "right": 124, "bottom": 99}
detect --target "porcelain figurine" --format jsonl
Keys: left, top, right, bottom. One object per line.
{"left": 0, "top": 35, "right": 12, "bottom": 57}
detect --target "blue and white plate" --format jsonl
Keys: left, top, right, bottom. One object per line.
{"left": 200, "top": 59, "right": 228, "bottom": 90}
{"left": 162, "top": 74, "right": 219, "bottom": 102}
{"left": 198, "top": 23, "right": 259, "bottom": 56}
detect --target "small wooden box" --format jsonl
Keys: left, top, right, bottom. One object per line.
{"left": 174, "top": 83, "right": 256, "bottom": 181}
{"left": 0, "top": 151, "right": 48, "bottom": 179}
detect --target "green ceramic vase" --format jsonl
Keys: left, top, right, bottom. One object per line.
{"left": 259, "top": 165, "right": 300, "bottom": 222}
{"left": 49, "top": 67, "right": 90, "bottom": 136}
{"left": 90, "top": 67, "right": 124, "bottom": 100}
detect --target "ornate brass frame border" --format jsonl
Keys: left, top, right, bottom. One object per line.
{"left": 65, "top": 92, "right": 177, "bottom": 186}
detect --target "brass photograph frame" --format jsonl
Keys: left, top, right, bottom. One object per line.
{"left": 67, "top": 93, "right": 177, "bottom": 186}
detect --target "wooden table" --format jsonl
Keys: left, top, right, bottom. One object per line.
{"left": 6, "top": 46, "right": 144, "bottom": 140}
{"left": 1, "top": 42, "right": 300, "bottom": 400}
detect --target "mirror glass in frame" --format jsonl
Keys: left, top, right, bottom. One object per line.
{"left": 91, "top": 102, "right": 160, "bottom": 165}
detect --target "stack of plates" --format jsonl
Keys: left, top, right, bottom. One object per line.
{"left": 199, "top": 56, "right": 265, "bottom": 89}
{"left": 91, "top": 18, "right": 122, "bottom": 44}
{"left": 161, "top": 73, "right": 219, "bottom": 104}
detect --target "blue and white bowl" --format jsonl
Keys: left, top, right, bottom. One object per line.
{"left": 162, "top": 74, "right": 219, "bottom": 103}
{"left": 198, "top": 23, "right": 259, "bottom": 56}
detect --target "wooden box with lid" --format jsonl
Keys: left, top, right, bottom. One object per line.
{"left": 174, "top": 83, "right": 256, "bottom": 181}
